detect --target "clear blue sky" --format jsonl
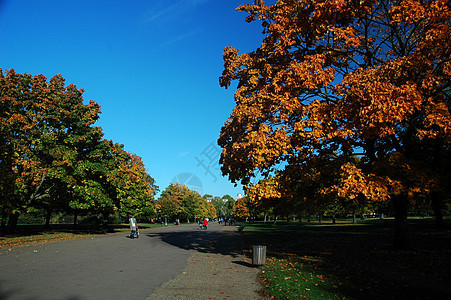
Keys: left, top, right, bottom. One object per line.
{"left": 0, "top": 0, "right": 264, "bottom": 199}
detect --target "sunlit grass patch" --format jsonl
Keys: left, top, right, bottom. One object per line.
{"left": 260, "top": 256, "right": 348, "bottom": 300}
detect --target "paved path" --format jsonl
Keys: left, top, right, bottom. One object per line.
{"left": 0, "top": 223, "right": 262, "bottom": 300}
{"left": 147, "top": 224, "right": 263, "bottom": 299}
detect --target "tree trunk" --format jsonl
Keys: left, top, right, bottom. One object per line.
{"left": 332, "top": 214, "right": 336, "bottom": 224}
{"left": 102, "top": 212, "right": 109, "bottom": 233}
{"left": 8, "top": 212, "right": 19, "bottom": 231}
{"left": 1, "top": 207, "right": 7, "bottom": 234}
{"left": 45, "top": 208, "right": 52, "bottom": 228}
{"left": 352, "top": 210, "right": 357, "bottom": 224}
{"left": 393, "top": 195, "right": 409, "bottom": 249}
{"left": 73, "top": 213, "right": 78, "bottom": 227}
{"left": 318, "top": 214, "right": 323, "bottom": 224}
{"left": 431, "top": 192, "right": 444, "bottom": 228}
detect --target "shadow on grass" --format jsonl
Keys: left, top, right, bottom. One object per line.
{"left": 241, "top": 218, "right": 451, "bottom": 299}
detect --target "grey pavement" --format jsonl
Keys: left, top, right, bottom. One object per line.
{"left": 0, "top": 223, "right": 238, "bottom": 300}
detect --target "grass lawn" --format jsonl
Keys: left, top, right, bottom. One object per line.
{"left": 0, "top": 223, "right": 163, "bottom": 249}
{"left": 240, "top": 218, "right": 451, "bottom": 299}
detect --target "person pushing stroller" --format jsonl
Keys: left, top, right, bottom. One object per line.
{"left": 129, "top": 216, "right": 139, "bottom": 239}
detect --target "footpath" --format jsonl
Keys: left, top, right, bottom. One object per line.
{"left": 147, "top": 224, "right": 265, "bottom": 299}
{"left": 0, "top": 222, "right": 264, "bottom": 299}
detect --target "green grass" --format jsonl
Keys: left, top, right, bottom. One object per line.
{"left": 260, "top": 256, "right": 346, "bottom": 299}
{"left": 240, "top": 218, "right": 451, "bottom": 299}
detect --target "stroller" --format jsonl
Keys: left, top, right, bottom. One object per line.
{"left": 131, "top": 224, "right": 139, "bottom": 239}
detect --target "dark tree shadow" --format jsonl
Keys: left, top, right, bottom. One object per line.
{"left": 146, "top": 227, "right": 245, "bottom": 257}
{"left": 231, "top": 260, "right": 256, "bottom": 268}
{"left": 241, "top": 220, "right": 451, "bottom": 299}
{"left": 0, "top": 280, "right": 18, "bottom": 300}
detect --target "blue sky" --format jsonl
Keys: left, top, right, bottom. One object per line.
{"left": 0, "top": 0, "right": 264, "bottom": 199}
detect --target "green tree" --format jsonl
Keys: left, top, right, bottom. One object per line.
{"left": 181, "top": 190, "right": 203, "bottom": 222}
{"left": 112, "top": 151, "right": 158, "bottom": 217}
{"left": 222, "top": 194, "right": 236, "bottom": 217}
{"left": 0, "top": 69, "right": 103, "bottom": 229}
{"left": 0, "top": 69, "right": 158, "bottom": 230}
{"left": 157, "top": 184, "right": 195, "bottom": 221}
{"left": 211, "top": 196, "right": 226, "bottom": 217}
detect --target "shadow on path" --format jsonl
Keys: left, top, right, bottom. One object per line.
{"left": 146, "top": 224, "right": 244, "bottom": 257}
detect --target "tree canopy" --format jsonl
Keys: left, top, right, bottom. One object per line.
{"left": 218, "top": 0, "right": 450, "bottom": 248}
{"left": 0, "top": 69, "right": 157, "bottom": 230}
{"left": 157, "top": 183, "right": 217, "bottom": 222}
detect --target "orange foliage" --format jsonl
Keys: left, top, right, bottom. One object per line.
{"left": 218, "top": 0, "right": 450, "bottom": 210}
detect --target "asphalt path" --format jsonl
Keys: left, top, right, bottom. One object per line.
{"left": 0, "top": 223, "right": 231, "bottom": 300}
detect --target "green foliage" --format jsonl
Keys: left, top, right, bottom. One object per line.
{"left": 0, "top": 69, "right": 157, "bottom": 229}
{"left": 157, "top": 184, "right": 218, "bottom": 221}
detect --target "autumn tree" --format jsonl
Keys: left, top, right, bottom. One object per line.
{"left": 157, "top": 184, "right": 201, "bottom": 222}
{"left": 66, "top": 131, "right": 157, "bottom": 223}
{"left": 181, "top": 189, "right": 204, "bottom": 222}
{"left": 111, "top": 151, "right": 158, "bottom": 217}
{"left": 202, "top": 200, "right": 217, "bottom": 220}
{"left": 156, "top": 194, "right": 182, "bottom": 222}
{"left": 157, "top": 184, "right": 220, "bottom": 222}
{"left": 233, "top": 196, "right": 251, "bottom": 219}
{"left": 0, "top": 69, "right": 103, "bottom": 229}
{"left": 218, "top": 0, "right": 450, "bottom": 248}
{"left": 0, "top": 69, "right": 157, "bottom": 230}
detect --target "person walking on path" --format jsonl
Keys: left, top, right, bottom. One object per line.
{"left": 203, "top": 218, "right": 208, "bottom": 230}
{"left": 129, "top": 216, "right": 138, "bottom": 238}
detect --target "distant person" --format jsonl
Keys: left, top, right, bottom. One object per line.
{"left": 198, "top": 218, "right": 203, "bottom": 230}
{"left": 129, "top": 216, "right": 137, "bottom": 238}
{"left": 203, "top": 218, "right": 208, "bottom": 230}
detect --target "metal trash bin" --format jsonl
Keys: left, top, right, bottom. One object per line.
{"left": 252, "top": 245, "right": 266, "bottom": 266}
